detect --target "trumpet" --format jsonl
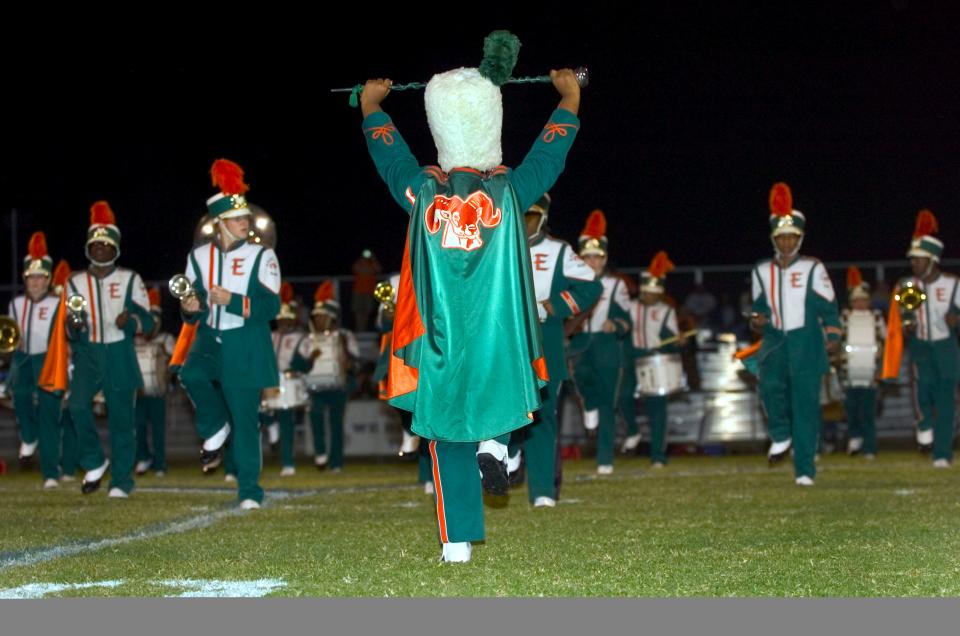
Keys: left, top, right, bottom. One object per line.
{"left": 374, "top": 281, "right": 396, "bottom": 313}
{"left": 0, "top": 316, "right": 21, "bottom": 354}
{"left": 168, "top": 274, "right": 196, "bottom": 301}
{"left": 894, "top": 281, "right": 926, "bottom": 328}
{"left": 67, "top": 294, "right": 88, "bottom": 329}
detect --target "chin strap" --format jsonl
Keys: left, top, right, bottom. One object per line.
{"left": 85, "top": 246, "right": 120, "bottom": 267}
{"left": 771, "top": 234, "right": 804, "bottom": 260}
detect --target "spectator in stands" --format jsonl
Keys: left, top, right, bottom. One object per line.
{"left": 351, "top": 250, "right": 382, "bottom": 331}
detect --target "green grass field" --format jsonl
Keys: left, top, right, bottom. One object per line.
{"left": 1, "top": 450, "right": 959, "bottom": 597}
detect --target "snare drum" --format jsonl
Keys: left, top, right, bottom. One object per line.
{"left": 262, "top": 371, "right": 309, "bottom": 411}
{"left": 136, "top": 341, "right": 168, "bottom": 397}
{"left": 305, "top": 331, "right": 346, "bottom": 391}
{"left": 634, "top": 353, "right": 686, "bottom": 397}
{"left": 843, "top": 309, "right": 879, "bottom": 388}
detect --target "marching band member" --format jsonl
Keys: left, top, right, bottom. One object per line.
{"left": 373, "top": 272, "right": 435, "bottom": 493}
{"left": 749, "top": 183, "right": 841, "bottom": 486}
{"left": 514, "top": 193, "right": 600, "bottom": 505}
{"left": 64, "top": 202, "right": 155, "bottom": 496}
{"left": 267, "top": 282, "right": 306, "bottom": 476}
{"left": 359, "top": 30, "right": 580, "bottom": 561}
{"left": 176, "top": 159, "right": 282, "bottom": 509}
{"left": 842, "top": 267, "right": 885, "bottom": 458}
{"left": 291, "top": 281, "right": 359, "bottom": 472}
{"left": 627, "top": 252, "right": 681, "bottom": 467}
{"left": 134, "top": 288, "right": 176, "bottom": 477}
{"left": 882, "top": 210, "right": 959, "bottom": 467}
{"left": 572, "top": 210, "right": 632, "bottom": 475}
{"left": 7, "top": 232, "right": 63, "bottom": 487}
{"left": 51, "top": 259, "right": 78, "bottom": 481}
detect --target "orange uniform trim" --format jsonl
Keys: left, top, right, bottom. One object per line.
{"left": 38, "top": 289, "right": 69, "bottom": 393}
{"left": 429, "top": 441, "right": 449, "bottom": 543}
{"left": 169, "top": 322, "right": 198, "bottom": 369}
{"left": 532, "top": 356, "right": 549, "bottom": 382}
{"left": 386, "top": 231, "right": 425, "bottom": 400}
{"left": 734, "top": 339, "right": 763, "bottom": 361}
{"left": 86, "top": 273, "right": 97, "bottom": 342}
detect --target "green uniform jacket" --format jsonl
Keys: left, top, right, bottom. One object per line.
{"left": 183, "top": 243, "right": 280, "bottom": 389}
{"left": 67, "top": 272, "right": 154, "bottom": 390}
{"left": 363, "top": 107, "right": 580, "bottom": 441}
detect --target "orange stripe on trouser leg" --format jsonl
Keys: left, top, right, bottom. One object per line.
{"left": 429, "top": 440, "right": 449, "bottom": 543}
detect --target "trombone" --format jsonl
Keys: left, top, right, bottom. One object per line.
{"left": 0, "top": 316, "right": 20, "bottom": 354}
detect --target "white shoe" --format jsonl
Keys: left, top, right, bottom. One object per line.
{"left": 651, "top": 461, "right": 666, "bottom": 469}
{"left": 768, "top": 438, "right": 792, "bottom": 459}
{"left": 505, "top": 450, "right": 522, "bottom": 474}
{"left": 267, "top": 422, "right": 280, "bottom": 445}
{"left": 440, "top": 541, "right": 472, "bottom": 563}
{"left": 917, "top": 429, "right": 934, "bottom": 447}
{"left": 19, "top": 440, "right": 38, "bottom": 458}
{"left": 424, "top": 481, "right": 435, "bottom": 495}
{"left": 795, "top": 476, "right": 815, "bottom": 486}
{"left": 399, "top": 431, "right": 420, "bottom": 456}
{"left": 476, "top": 439, "right": 508, "bottom": 462}
{"left": 59, "top": 474, "right": 76, "bottom": 483}
{"left": 863, "top": 454, "right": 876, "bottom": 461}
{"left": 621, "top": 433, "right": 641, "bottom": 452}
{"left": 314, "top": 454, "right": 328, "bottom": 468}
{"left": 280, "top": 466, "right": 296, "bottom": 477}
{"left": 108, "top": 487, "right": 129, "bottom": 498}
{"left": 224, "top": 474, "right": 237, "bottom": 483}
{"left": 847, "top": 437, "right": 864, "bottom": 455}
{"left": 43, "top": 478, "right": 60, "bottom": 490}
{"left": 203, "top": 423, "right": 231, "bottom": 452}
{"left": 533, "top": 496, "right": 556, "bottom": 508}
{"left": 135, "top": 459, "right": 153, "bottom": 475}
{"left": 240, "top": 499, "right": 261, "bottom": 510}
{"left": 84, "top": 459, "right": 110, "bottom": 484}
{"left": 597, "top": 464, "right": 614, "bottom": 475}
{"left": 933, "top": 459, "right": 951, "bottom": 468}
{"left": 583, "top": 409, "right": 599, "bottom": 431}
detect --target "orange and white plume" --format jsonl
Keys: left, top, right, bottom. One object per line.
{"left": 648, "top": 251, "right": 675, "bottom": 278}
{"left": 52, "top": 260, "right": 71, "bottom": 288}
{"left": 280, "top": 282, "right": 295, "bottom": 305}
{"left": 581, "top": 209, "right": 607, "bottom": 238}
{"left": 28, "top": 231, "right": 48, "bottom": 259}
{"left": 90, "top": 200, "right": 115, "bottom": 225}
{"left": 846, "top": 266, "right": 863, "bottom": 290}
{"left": 210, "top": 159, "right": 250, "bottom": 196}
{"left": 913, "top": 209, "right": 938, "bottom": 238}
{"left": 314, "top": 280, "right": 335, "bottom": 303}
{"left": 768, "top": 182, "right": 793, "bottom": 217}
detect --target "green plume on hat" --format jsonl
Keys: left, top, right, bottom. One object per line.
{"left": 479, "top": 30, "right": 521, "bottom": 87}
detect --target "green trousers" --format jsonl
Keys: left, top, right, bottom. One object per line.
{"left": 310, "top": 390, "right": 347, "bottom": 469}
{"left": 620, "top": 362, "right": 638, "bottom": 436}
{"left": 758, "top": 343, "right": 821, "bottom": 479}
{"left": 13, "top": 386, "right": 63, "bottom": 480}
{"left": 572, "top": 334, "right": 623, "bottom": 466}
{"left": 60, "top": 407, "right": 78, "bottom": 476}
{"left": 180, "top": 334, "right": 264, "bottom": 503}
{"left": 68, "top": 375, "right": 137, "bottom": 494}
{"left": 644, "top": 396, "right": 669, "bottom": 464}
{"left": 428, "top": 432, "right": 510, "bottom": 544}
{"left": 135, "top": 395, "right": 167, "bottom": 472}
{"left": 910, "top": 339, "right": 958, "bottom": 461}
{"left": 262, "top": 409, "right": 299, "bottom": 468}
{"left": 844, "top": 387, "right": 878, "bottom": 455}
{"left": 521, "top": 379, "right": 561, "bottom": 502}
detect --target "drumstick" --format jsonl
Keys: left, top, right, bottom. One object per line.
{"left": 653, "top": 329, "right": 698, "bottom": 349}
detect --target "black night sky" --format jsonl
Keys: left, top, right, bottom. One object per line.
{"left": 3, "top": 4, "right": 959, "bottom": 296}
